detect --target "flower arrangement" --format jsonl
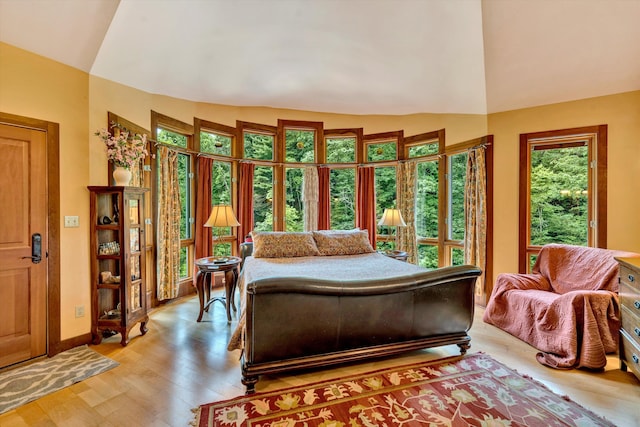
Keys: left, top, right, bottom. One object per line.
{"left": 95, "top": 125, "right": 149, "bottom": 169}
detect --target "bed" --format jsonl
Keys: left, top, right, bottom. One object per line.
{"left": 228, "top": 230, "right": 482, "bottom": 394}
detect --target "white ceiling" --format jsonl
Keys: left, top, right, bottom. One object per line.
{"left": 1, "top": 0, "right": 639, "bottom": 115}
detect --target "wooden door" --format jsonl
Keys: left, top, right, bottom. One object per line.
{"left": 0, "top": 123, "right": 48, "bottom": 368}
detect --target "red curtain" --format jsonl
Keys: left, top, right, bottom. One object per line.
{"left": 193, "top": 156, "right": 213, "bottom": 286}
{"left": 318, "top": 166, "right": 331, "bottom": 230}
{"left": 356, "top": 166, "right": 377, "bottom": 246}
{"left": 238, "top": 162, "right": 255, "bottom": 249}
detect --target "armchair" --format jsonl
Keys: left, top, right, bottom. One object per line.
{"left": 484, "top": 244, "right": 639, "bottom": 369}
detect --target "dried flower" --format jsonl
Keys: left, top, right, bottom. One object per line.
{"left": 95, "top": 126, "right": 149, "bottom": 169}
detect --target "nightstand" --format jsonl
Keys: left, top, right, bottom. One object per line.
{"left": 616, "top": 257, "right": 640, "bottom": 382}
{"left": 195, "top": 256, "right": 241, "bottom": 323}
{"left": 380, "top": 250, "right": 408, "bottom": 262}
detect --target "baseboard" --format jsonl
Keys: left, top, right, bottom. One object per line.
{"left": 58, "top": 333, "right": 93, "bottom": 352}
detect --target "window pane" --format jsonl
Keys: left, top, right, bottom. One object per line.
{"left": 330, "top": 168, "right": 355, "bottom": 229}
{"left": 157, "top": 128, "right": 187, "bottom": 148}
{"left": 409, "top": 142, "right": 438, "bottom": 158}
{"left": 177, "top": 153, "right": 191, "bottom": 239}
{"left": 211, "top": 161, "right": 232, "bottom": 235}
{"left": 418, "top": 244, "right": 438, "bottom": 269}
{"left": 367, "top": 141, "right": 397, "bottom": 162}
{"left": 179, "top": 246, "right": 188, "bottom": 279}
{"left": 326, "top": 137, "right": 356, "bottom": 163}
{"left": 285, "top": 129, "right": 315, "bottom": 163}
{"left": 416, "top": 160, "right": 438, "bottom": 238}
{"left": 449, "top": 152, "right": 467, "bottom": 241}
{"left": 213, "top": 242, "right": 231, "bottom": 257}
{"left": 244, "top": 132, "right": 273, "bottom": 160}
{"left": 253, "top": 166, "right": 274, "bottom": 232}
{"left": 529, "top": 145, "right": 588, "bottom": 246}
{"left": 200, "top": 131, "right": 231, "bottom": 156}
{"left": 285, "top": 167, "right": 304, "bottom": 231}
{"left": 451, "top": 247, "right": 464, "bottom": 266}
{"left": 375, "top": 166, "right": 397, "bottom": 236}
{"left": 376, "top": 241, "right": 394, "bottom": 252}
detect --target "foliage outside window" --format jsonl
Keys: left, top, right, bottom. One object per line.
{"left": 416, "top": 160, "right": 439, "bottom": 268}
{"left": 330, "top": 168, "right": 355, "bottom": 230}
{"left": 418, "top": 244, "right": 438, "bottom": 269}
{"left": 326, "top": 137, "right": 356, "bottom": 163}
{"left": 285, "top": 167, "right": 304, "bottom": 231}
{"left": 157, "top": 128, "right": 188, "bottom": 148}
{"left": 253, "top": 166, "right": 274, "bottom": 232}
{"left": 367, "top": 141, "right": 396, "bottom": 162}
{"left": 285, "top": 129, "right": 315, "bottom": 163}
{"left": 375, "top": 166, "right": 397, "bottom": 250}
{"left": 529, "top": 145, "right": 588, "bottom": 246}
{"left": 212, "top": 161, "right": 232, "bottom": 238}
{"left": 244, "top": 132, "right": 274, "bottom": 160}
{"left": 408, "top": 141, "right": 438, "bottom": 158}
{"left": 448, "top": 152, "right": 467, "bottom": 241}
{"left": 201, "top": 130, "right": 232, "bottom": 156}
{"left": 177, "top": 153, "right": 192, "bottom": 278}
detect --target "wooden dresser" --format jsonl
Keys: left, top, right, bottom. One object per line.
{"left": 616, "top": 257, "right": 640, "bottom": 381}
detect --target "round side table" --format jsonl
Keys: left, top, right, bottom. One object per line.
{"left": 194, "top": 256, "right": 241, "bottom": 323}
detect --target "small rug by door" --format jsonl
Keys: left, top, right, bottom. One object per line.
{"left": 194, "top": 353, "right": 613, "bottom": 426}
{"left": 0, "top": 345, "right": 118, "bottom": 415}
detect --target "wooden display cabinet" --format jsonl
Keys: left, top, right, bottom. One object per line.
{"left": 88, "top": 186, "right": 149, "bottom": 346}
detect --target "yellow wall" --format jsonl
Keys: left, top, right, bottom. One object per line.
{"left": 488, "top": 91, "right": 640, "bottom": 277}
{"left": 1, "top": 42, "right": 91, "bottom": 339}
{"left": 3, "top": 41, "right": 639, "bottom": 341}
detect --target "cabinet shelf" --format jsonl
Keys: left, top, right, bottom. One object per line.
{"left": 89, "top": 186, "right": 149, "bottom": 347}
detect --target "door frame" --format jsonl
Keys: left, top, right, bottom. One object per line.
{"left": 0, "top": 112, "right": 61, "bottom": 357}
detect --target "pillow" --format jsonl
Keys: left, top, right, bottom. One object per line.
{"left": 251, "top": 231, "right": 320, "bottom": 258}
{"left": 312, "top": 229, "right": 375, "bottom": 256}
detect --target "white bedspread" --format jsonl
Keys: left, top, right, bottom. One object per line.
{"left": 227, "top": 252, "right": 426, "bottom": 351}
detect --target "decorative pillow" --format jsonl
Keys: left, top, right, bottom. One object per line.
{"left": 251, "top": 231, "right": 320, "bottom": 258}
{"left": 312, "top": 229, "right": 375, "bottom": 256}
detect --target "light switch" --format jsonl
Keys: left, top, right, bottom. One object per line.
{"left": 64, "top": 216, "right": 79, "bottom": 227}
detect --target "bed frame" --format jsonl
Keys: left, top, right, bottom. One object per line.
{"left": 238, "top": 243, "right": 482, "bottom": 394}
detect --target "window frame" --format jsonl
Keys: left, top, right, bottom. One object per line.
{"left": 519, "top": 125, "right": 607, "bottom": 273}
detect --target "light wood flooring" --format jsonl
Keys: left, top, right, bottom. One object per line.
{"left": 1, "top": 292, "right": 639, "bottom": 427}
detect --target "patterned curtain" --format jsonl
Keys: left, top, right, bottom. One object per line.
{"left": 464, "top": 146, "right": 487, "bottom": 297}
{"left": 317, "top": 166, "right": 331, "bottom": 230}
{"left": 398, "top": 161, "right": 418, "bottom": 264}
{"left": 157, "top": 146, "right": 181, "bottom": 301}
{"left": 238, "top": 162, "right": 255, "bottom": 245}
{"left": 356, "top": 166, "right": 377, "bottom": 246}
{"left": 194, "top": 156, "right": 213, "bottom": 285}
{"left": 303, "top": 166, "right": 319, "bottom": 231}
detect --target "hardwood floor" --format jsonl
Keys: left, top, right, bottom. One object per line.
{"left": 1, "top": 292, "right": 639, "bottom": 426}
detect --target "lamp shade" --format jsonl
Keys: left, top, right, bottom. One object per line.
{"left": 377, "top": 208, "right": 406, "bottom": 227}
{"left": 204, "top": 205, "right": 240, "bottom": 228}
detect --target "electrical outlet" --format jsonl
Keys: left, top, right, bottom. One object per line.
{"left": 64, "top": 216, "right": 79, "bottom": 227}
{"left": 75, "top": 305, "right": 85, "bottom": 318}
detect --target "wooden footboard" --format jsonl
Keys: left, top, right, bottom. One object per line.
{"left": 241, "top": 265, "right": 481, "bottom": 394}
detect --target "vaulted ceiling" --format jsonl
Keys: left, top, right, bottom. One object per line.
{"left": 1, "top": 0, "right": 639, "bottom": 115}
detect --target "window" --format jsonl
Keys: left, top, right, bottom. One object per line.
{"left": 285, "top": 167, "right": 304, "bottom": 231}
{"left": 244, "top": 131, "right": 274, "bottom": 160}
{"left": 330, "top": 168, "right": 356, "bottom": 229}
{"left": 211, "top": 160, "right": 232, "bottom": 256}
{"left": 519, "top": 125, "right": 607, "bottom": 272}
{"left": 200, "top": 131, "right": 232, "bottom": 157}
{"left": 416, "top": 160, "right": 439, "bottom": 268}
{"left": 326, "top": 137, "right": 356, "bottom": 163}
{"left": 285, "top": 129, "right": 315, "bottom": 163}
{"left": 444, "top": 151, "right": 467, "bottom": 266}
{"left": 374, "top": 166, "right": 397, "bottom": 251}
{"left": 367, "top": 141, "right": 397, "bottom": 162}
{"left": 253, "top": 166, "right": 274, "bottom": 231}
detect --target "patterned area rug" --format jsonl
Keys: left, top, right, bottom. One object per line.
{"left": 0, "top": 345, "right": 118, "bottom": 415}
{"left": 194, "top": 353, "right": 614, "bottom": 426}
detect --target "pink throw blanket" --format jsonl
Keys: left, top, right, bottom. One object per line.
{"left": 484, "top": 244, "right": 638, "bottom": 369}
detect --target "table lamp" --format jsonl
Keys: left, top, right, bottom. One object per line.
{"left": 204, "top": 205, "right": 240, "bottom": 262}
{"left": 378, "top": 208, "right": 406, "bottom": 251}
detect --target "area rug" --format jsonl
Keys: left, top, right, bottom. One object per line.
{"left": 194, "top": 353, "right": 614, "bottom": 426}
{"left": 0, "top": 345, "right": 119, "bottom": 415}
